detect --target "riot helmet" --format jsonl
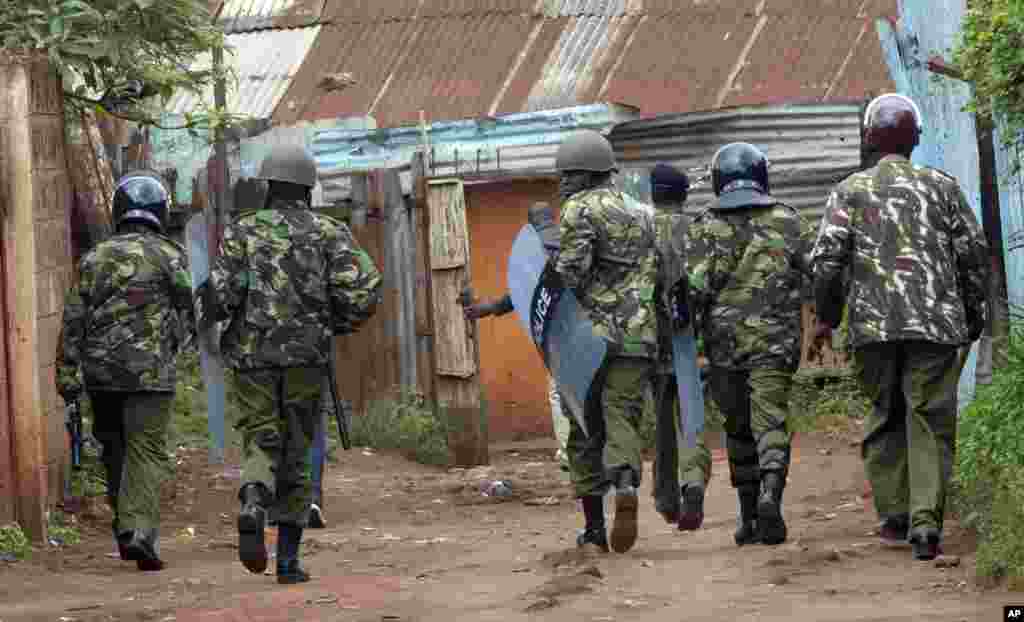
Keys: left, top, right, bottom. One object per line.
{"left": 710, "top": 142, "right": 776, "bottom": 210}
{"left": 256, "top": 144, "right": 318, "bottom": 188}
{"left": 650, "top": 163, "right": 690, "bottom": 204}
{"left": 112, "top": 171, "right": 169, "bottom": 232}
{"left": 555, "top": 129, "right": 617, "bottom": 173}
{"left": 863, "top": 93, "right": 922, "bottom": 157}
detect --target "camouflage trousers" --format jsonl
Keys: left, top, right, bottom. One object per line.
{"left": 234, "top": 366, "right": 323, "bottom": 527}
{"left": 706, "top": 367, "right": 793, "bottom": 488}
{"left": 90, "top": 391, "right": 173, "bottom": 533}
{"left": 564, "top": 357, "right": 653, "bottom": 498}
{"left": 649, "top": 373, "right": 713, "bottom": 517}
{"left": 854, "top": 341, "right": 963, "bottom": 532}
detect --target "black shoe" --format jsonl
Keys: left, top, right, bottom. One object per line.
{"left": 879, "top": 514, "right": 910, "bottom": 548}
{"left": 277, "top": 559, "right": 311, "bottom": 585}
{"left": 113, "top": 518, "right": 130, "bottom": 561}
{"left": 909, "top": 527, "right": 942, "bottom": 561}
{"left": 238, "top": 484, "right": 269, "bottom": 574}
{"left": 734, "top": 485, "right": 760, "bottom": 546}
{"left": 576, "top": 528, "right": 609, "bottom": 553}
{"left": 123, "top": 529, "right": 165, "bottom": 571}
{"left": 610, "top": 473, "right": 639, "bottom": 554}
{"left": 308, "top": 503, "right": 326, "bottom": 529}
{"left": 757, "top": 473, "right": 787, "bottom": 546}
{"left": 678, "top": 484, "right": 705, "bottom": 531}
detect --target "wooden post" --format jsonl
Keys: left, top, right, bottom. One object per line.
{"left": 424, "top": 177, "right": 487, "bottom": 466}
{"left": 0, "top": 52, "right": 53, "bottom": 542}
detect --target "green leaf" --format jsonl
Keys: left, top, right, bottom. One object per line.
{"left": 134, "top": 0, "right": 156, "bottom": 8}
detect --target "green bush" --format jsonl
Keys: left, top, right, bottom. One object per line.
{"left": 47, "top": 511, "right": 81, "bottom": 547}
{"left": 955, "top": 325, "right": 1024, "bottom": 580}
{"left": 350, "top": 389, "right": 451, "bottom": 466}
{"left": 788, "top": 372, "right": 870, "bottom": 434}
{"left": 0, "top": 523, "right": 30, "bottom": 560}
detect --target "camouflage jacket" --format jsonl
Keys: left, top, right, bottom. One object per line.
{"left": 810, "top": 154, "right": 990, "bottom": 349}
{"left": 652, "top": 202, "right": 689, "bottom": 373}
{"left": 554, "top": 186, "right": 659, "bottom": 358}
{"left": 197, "top": 198, "right": 383, "bottom": 371}
{"left": 57, "top": 231, "right": 194, "bottom": 400}
{"left": 687, "top": 201, "right": 811, "bottom": 371}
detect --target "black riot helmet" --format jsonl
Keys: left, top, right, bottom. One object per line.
{"left": 112, "top": 171, "right": 170, "bottom": 233}
{"left": 710, "top": 142, "right": 776, "bottom": 210}
{"left": 650, "top": 163, "right": 690, "bottom": 204}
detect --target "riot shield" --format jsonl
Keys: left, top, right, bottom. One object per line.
{"left": 186, "top": 212, "right": 226, "bottom": 464}
{"left": 673, "top": 326, "right": 705, "bottom": 449}
{"left": 507, "top": 224, "right": 607, "bottom": 437}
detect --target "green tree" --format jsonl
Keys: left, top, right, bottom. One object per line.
{"left": 953, "top": 0, "right": 1024, "bottom": 160}
{"left": 0, "top": 0, "right": 242, "bottom": 131}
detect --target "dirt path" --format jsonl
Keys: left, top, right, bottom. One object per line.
{"left": 0, "top": 432, "right": 1011, "bottom": 622}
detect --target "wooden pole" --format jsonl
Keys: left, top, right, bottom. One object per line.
{"left": 1, "top": 52, "right": 48, "bottom": 542}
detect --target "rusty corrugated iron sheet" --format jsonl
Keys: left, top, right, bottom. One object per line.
{"left": 608, "top": 101, "right": 864, "bottom": 224}
{"left": 275, "top": 14, "right": 537, "bottom": 128}
{"left": 218, "top": 0, "right": 323, "bottom": 32}
{"left": 167, "top": 26, "right": 321, "bottom": 119}
{"left": 275, "top": 1, "right": 896, "bottom": 125}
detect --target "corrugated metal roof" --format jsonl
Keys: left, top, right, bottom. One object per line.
{"left": 276, "top": 1, "right": 896, "bottom": 125}
{"left": 608, "top": 102, "right": 864, "bottom": 223}
{"left": 218, "top": 0, "right": 323, "bottom": 32}
{"left": 166, "top": 26, "right": 320, "bottom": 119}
{"left": 311, "top": 103, "right": 640, "bottom": 202}
{"left": 275, "top": 14, "right": 537, "bottom": 128}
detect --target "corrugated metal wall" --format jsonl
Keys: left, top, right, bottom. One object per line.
{"left": 995, "top": 130, "right": 1024, "bottom": 313}
{"left": 878, "top": 0, "right": 982, "bottom": 412}
{"left": 608, "top": 102, "right": 865, "bottom": 223}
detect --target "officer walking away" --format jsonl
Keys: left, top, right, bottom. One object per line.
{"left": 687, "top": 143, "right": 809, "bottom": 547}
{"left": 57, "top": 171, "right": 194, "bottom": 571}
{"left": 554, "top": 130, "right": 659, "bottom": 554}
{"left": 647, "top": 163, "right": 713, "bottom": 531}
{"left": 458, "top": 202, "right": 571, "bottom": 472}
{"left": 809, "top": 94, "right": 989, "bottom": 561}
{"left": 196, "top": 145, "right": 382, "bottom": 583}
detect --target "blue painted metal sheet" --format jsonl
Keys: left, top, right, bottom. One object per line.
{"left": 877, "top": 0, "right": 981, "bottom": 412}
{"left": 993, "top": 126, "right": 1024, "bottom": 313}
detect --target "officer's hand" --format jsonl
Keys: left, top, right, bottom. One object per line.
{"left": 463, "top": 303, "right": 492, "bottom": 320}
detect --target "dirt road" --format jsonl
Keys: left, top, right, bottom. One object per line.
{"left": 0, "top": 431, "right": 1011, "bottom": 622}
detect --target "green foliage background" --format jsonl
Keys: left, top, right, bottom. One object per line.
{"left": 953, "top": 0, "right": 1024, "bottom": 165}
{"left": 0, "top": 0, "right": 238, "bottom": 131}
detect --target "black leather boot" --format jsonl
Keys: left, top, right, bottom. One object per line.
{"left": 678, "top": 483, "right": 705, "bottom": 531}
{"left": 276, "top": 523, "right": 311, "bottom": 584}
{"left": 610, "top": 470, "right": 639, "bottom": 554}
{"left": 578, "top": 495, "right": 610, "bottom": 554}
{"left": 237, "top": 483, "right": 270, "bottom": 574}
{"left": 757, "top": 472, "right": 787, "bottom": 545}
{"left": 124, "top": 528, "right": 164, "bottom": 571}
{"left": 909, "top": 526, "right": 942, "bottom": 561}
{"left": 734, "top": 485, "right": 760, "bottom": 546}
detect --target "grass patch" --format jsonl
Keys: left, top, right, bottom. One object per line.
{"left": 47, "top": 511, "right": 81, "bottom": 547}
{"left": 788, "top": 370, "right": 870, "bottom": 434}
{"left": 954, "top": 324, "right": 1024, "bottom": 581}
{"left": 0, "top": 523, "right": 30, "bottom": 560}
{"left": 350, "top": 389, "right": 451, "bottom": 466}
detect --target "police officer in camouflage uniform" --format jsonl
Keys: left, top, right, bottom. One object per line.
{"left": 688, "top": 143, "right": 810, "bottom": 547}
{"left": 57, "top": 171, "right": 194, "bottom": 571}
{"left": 554, "top": 129, "right": 659, "bottom": 554}
{"left": 647, "top": 164, "right": 714, "bottom": 531}
{"left": 197, "top": 145, "right": 382, "bottom": 583}
{"left": 809, "top": 94, "right": 989, "bottom": 561}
